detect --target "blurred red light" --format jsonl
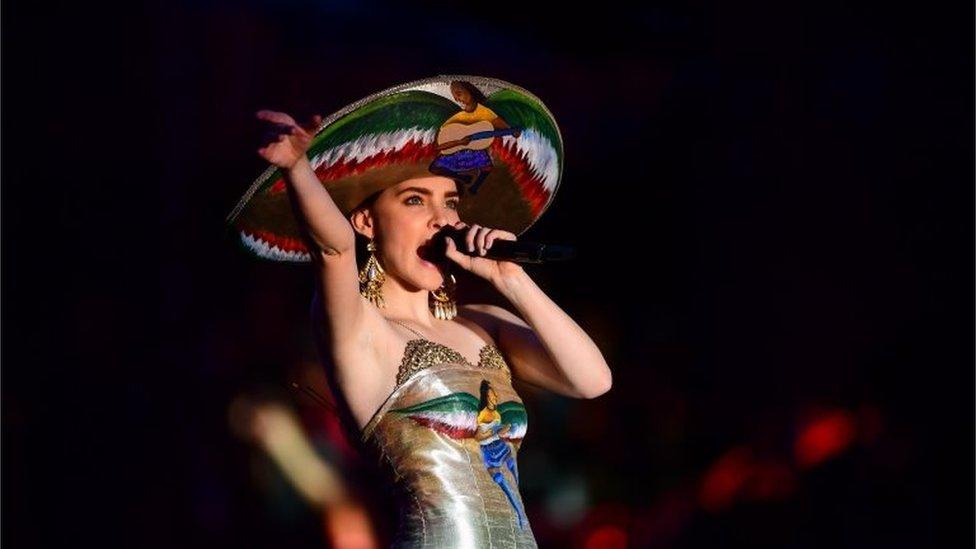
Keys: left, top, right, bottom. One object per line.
{"left": 794, "top": 409, "right": 856, "bottom": 468}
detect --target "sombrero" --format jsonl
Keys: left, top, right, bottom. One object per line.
{"left": 225, "top": 74, "right": 564, "bottom": 263}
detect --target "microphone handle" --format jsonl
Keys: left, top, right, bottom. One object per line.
{"left": 442, "top": 231, "right": 575, "bottom": 264}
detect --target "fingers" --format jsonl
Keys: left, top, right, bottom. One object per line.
{"left": 292, "top": 118, "right": 318, "bottom": 142}
{"left": 450, "top": 222, "right": 516, "bottom": 256}
{"left": 258, "top": 122, "right": 298, "bottom": 147}
{"left": 301, "top": 114, "right": 323, "bottom": 132}
{"left": 257, "top": 111, "right": 320, "bottom": 135}
{"left": 475, "top": 226, "right": 490, "bottom": 256}
{"left": 464, "top": 224, "right": 480, "bottom": 254}
{"left": 442, "top": 236, "right": 471, "bottom": 269}
{"left": 464, "top": 224, "right": 517, "bottom": 256}
{"left": 256, "top": 110, "right": 297, "bottom": 126}
{"left": 484, "top": 229, "right": 515, "bottom": 254}
{"left": 256, "top": 111, "right": 318, "bottom": 143}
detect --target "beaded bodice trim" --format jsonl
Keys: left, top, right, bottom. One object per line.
{"left": 395, "top": 338, "right": 512, "bottom": 389}
{"left": 360, "top": 335, "right": 514, "bottom": 442}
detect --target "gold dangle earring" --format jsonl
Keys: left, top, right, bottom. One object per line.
{"left": 429, "top": 272, "right": 457, "bottom": 320}
{"left": 359, "top": 239, "right": 386, "bottom": 308}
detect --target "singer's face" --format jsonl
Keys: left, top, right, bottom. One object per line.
{"left": 372, "top": 175, "right": 462, "bottom": 291}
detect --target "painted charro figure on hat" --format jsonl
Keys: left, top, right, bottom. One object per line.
{"left": 226, "top": 75, "right": 612, "bottom": 547}
{"left": 430, "top": 80, "right": 522, "bottom": 196}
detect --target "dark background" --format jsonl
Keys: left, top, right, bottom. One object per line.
{"left": 3, "top": 0, "right": 972, "bottom": 547}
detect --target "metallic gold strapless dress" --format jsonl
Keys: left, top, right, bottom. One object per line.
{"left": 360, "top": 337, "right": 538, "bottom": 548}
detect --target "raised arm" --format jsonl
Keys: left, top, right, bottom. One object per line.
{"left": 256, "top": 111, "right": 381, "bottom": 353}
{"left": 282, "top": 155, "right": 355, "bottom": 255}
{"left": 257, "top": 110, "right": 354, "bottom": 255}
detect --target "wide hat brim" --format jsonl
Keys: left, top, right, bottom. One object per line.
{"left": 225, "top": 74, "right": 564, "bottom": 262}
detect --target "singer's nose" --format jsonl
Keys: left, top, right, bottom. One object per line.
{"left": 430, "top": 205, "right": 454, "bottom": 230}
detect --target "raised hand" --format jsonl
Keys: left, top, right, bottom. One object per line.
{"left": 442, "top": 221, "right": 524, "bottom": 285}
{"left": 255, "top": 110, "right": 323, "bottom": 169}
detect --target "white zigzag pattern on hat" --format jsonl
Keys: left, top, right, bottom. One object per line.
{"left": 305, "top": 126, "right": 557, "bottom": 194}
{"left": 240, "top": 231, "right": 311, "bottom": 263}
{"left": 502, "top": 130, "right": 560, "bottom": 193}
{"left": 308, "top": 127, "right": 437, "bottom": 171}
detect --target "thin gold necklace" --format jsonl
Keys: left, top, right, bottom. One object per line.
{"left": 388, "top": 318, "right": 429, "bottom": 340}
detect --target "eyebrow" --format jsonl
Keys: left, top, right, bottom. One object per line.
{"left": 396, "top": 186, "right": 460, "bottom": 198}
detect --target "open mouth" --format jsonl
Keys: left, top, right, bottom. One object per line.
{"left": 417, "top": 242, "right": 436, "bottom": 263}
{"left": 417, "top": 236, "right": 446, "bottom": 265}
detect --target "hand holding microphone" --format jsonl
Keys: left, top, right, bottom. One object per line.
{"left": 431, "top": 222, "right": 575, "bottom": 265}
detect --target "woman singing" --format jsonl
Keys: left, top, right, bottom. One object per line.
{"left": 229, "top": 75, "right": 612, "bottom": 547}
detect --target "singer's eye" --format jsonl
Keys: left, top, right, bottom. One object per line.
{"left": 405, "top": 195, "right": 423, "bottom": 205}
{"left": 446, "top": 199, "right": 459, "bottom": 209}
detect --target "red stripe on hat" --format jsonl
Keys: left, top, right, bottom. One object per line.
{"left": 492, "top": 141, "right": 551, "bottom": 217}
{"left": 265, "top": 140, "right": 437, "bottom": 195}
{"left": 314, "top": 140, "right": 437, "bottom": 181}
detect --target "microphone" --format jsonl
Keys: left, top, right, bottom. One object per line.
{"left": 428, "top": 226, "right": 576, "bottom": 264}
